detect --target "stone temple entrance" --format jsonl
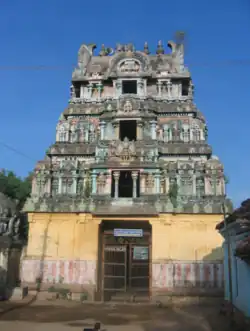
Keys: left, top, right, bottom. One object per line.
{"left": 99, "top": 220, "right": 151, "bottom": 302}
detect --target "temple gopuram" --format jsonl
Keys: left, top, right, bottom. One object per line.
{"left": 22, "top": 38, "right": 232, "bottom": 302}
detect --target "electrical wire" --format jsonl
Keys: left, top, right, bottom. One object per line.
{"left": 0, "top": 141, "right": 36, "bottom": 162}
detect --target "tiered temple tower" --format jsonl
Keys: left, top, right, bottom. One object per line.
{"left": 22, "top": 39, "right": 232, "bottom": 302}
{"left": 25, "top": 40, "right": 231, "bottom": 214}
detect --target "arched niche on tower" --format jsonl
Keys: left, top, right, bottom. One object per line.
{"left": 108, "top": 51, "right": 151, "bottom": 76}
{"left": 56, "top": 121, "right": 70, "bottom": 142}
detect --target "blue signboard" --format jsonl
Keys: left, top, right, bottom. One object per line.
{"left": 114, "top": 228, "right": 143, "bottom": 237}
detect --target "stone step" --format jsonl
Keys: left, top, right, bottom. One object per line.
{"left": 110, "top": 292, "right": 150, "bottom": 303}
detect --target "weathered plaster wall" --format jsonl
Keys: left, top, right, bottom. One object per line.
{"left": 222, "top": 228, "right": 250, "bottom": 318}
{"left": 21, "top": 212, "right": 224, "bottom": 297}
{"left": 21, "top": 213, "right": 99, "bottom": 297}
{"left": 151, "top": 214, "right": 224, "bottom": 294}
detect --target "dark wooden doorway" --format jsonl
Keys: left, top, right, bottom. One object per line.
{"left": 100, "top": 221, "right": 151, "bottom": 302}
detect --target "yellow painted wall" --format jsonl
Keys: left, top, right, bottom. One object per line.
{"left": 26, "top": 212, "right": 223, "bottom": 263}
{"left": 151, "top": 214, "right": 224, "bottom": 262}
{"left": 26, "top": 213, "right": 100, "bottom": 261}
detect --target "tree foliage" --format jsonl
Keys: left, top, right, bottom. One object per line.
{"left": 0, "top": 169, "right": 32, "bottom": 210}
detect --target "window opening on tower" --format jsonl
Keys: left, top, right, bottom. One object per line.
{"left": 181, "top": 80, "right": 189, "bottom": 96}
{"left": 119, "top": 120, "right": 137, "bottom": 141}
{"left": 122, "top": 80, "right": 137, "bottom": 94}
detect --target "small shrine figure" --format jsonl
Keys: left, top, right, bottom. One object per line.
{"left": 143, "top": 42, "right": 150, "bottom": 54}
{"left": 124, "top": 100, "right": 133, "bottom": 112}
{"left": 156, "top": 40, "right": 164, "bottom": 55}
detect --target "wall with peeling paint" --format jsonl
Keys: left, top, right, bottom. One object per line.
{"left": 21, "top": 212, "right": 224, "bottom": 298}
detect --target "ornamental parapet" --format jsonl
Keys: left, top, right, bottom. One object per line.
{"left": 23, "top": 195, "right": 232, "bottom": 215}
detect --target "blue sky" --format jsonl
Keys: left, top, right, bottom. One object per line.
{"left": 0, "top": 0, "right": 249, "bottom": 207}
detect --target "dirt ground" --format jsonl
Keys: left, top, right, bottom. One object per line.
{"left": 0, "top": 298, "right": 232, "bottom": 331}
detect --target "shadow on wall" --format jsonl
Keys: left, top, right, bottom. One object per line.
{"left": 0, "top": 266, "right": 14, "bottom": 300}
{"left": 24, "top": 220, "right": 50, "bottom": 294}
{"left": 203, "top": 246, "right": 223, "bottom": 261}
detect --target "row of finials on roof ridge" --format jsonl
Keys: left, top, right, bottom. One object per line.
{"left": 86, "top": 40, "right": 183, "bottom": 57}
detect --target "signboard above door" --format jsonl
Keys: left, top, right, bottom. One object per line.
{"left": 114, "top": 228, "right": 143, "bottom": 237}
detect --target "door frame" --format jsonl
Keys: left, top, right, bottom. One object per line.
{"left": 100, "top": 228, "right": 152, "bottom": 301}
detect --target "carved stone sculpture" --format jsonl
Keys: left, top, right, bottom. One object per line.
{"left": 97, "top": 173, "right": 106, "bottom": 194}
{"left": 99, "top": 44, "right": 113, "bottom": 56}
{"left": 119, "top": 59, "right": 140, "bottom": 73}
{"left": 0, "top": 212, "right": 22, "bottom": 240}
{"left": 144, "top": 150, "right": 154, "bottom": 162}
{"left": 108, "top": 140, "right": 117, "bottom": 157}
{"left": 123, "top": 100, "right": 133, "bottom": 112}
{"left": 73, "top": 43, "right": 96, "bottom": 77}
{"left": 143, "top": 42, "right": 150, "bottom": 55}
{"left": 156, "top": 40, "right": 164, "bottom": 55}
{"left": 114, "top": 137, "right": 136, "bottom": 161}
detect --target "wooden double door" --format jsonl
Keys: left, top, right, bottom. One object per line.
{"left": 102, "top": 231, "right": 150, "bottom": 301}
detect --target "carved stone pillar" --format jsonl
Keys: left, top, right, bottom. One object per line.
{"left": 140, "top": 173, "right": 146, "bottom": 194}
{"left": 91, "top": 172, "right": 97, "bottom": 194}
{"left": 188, "top": 81, "right": 194, "bottom": 99}
{"left": 178, "top": 83, "right": 182, "bottom": 98}
{"left": 80, "top": 84, "right": 84, "bottom": 99}
{"left": 88, "top": 83, "right": 93, "bottom": 99}
{"left": 204, "top": 175, "right": 210, "bottom": 195}
{"left": 167, "top": 80, "right": 172, "bottom": 98}
{"left": 100, "top": 121, "right": 106, "bottom": 140}
{"left": 115, "top": 80, "right": 122, "bottom": 98}
{"left": 85, "top": 125, "right": 89, "bottom": 142}
{"left": 200, "top": 128, "right": 205, "bottom": 141}
{"left": 137, "top": 122, "right": 143, "bottom": 140}
{"left": 165, "top": 176, "right": 169, "bottom": 194}
{"left": 193, "top": 174, "right": 196, "bottom": 196}
{"left": 70, "top": 84, "right": 76, "bottom": 100}
{"left": 113, "top": 122, "right": 119, "bottom": 139}
{"left": 155, "top": 172, "right": 161, "bottom": 194}
{"left": 83, "top": 173, "right": 89, "bottom": 191}
{"left": 0, "top": 249, "right": 8, "bottom": 285}
{"left": 58, "top": 175, "right": 62, "bottom": 194}
{"left": 113, "top": 171, "right": 120, "bottom": 199}
{"left": 82, "top": 173, "right": 86, "bottom": 188}
{"left": 137, "top": 79, "right": 144, "bottom": 96}
{"left": 176, "top": 174, "right": 181, "bottom": 192}
{"left": 150, "top": 120, "right": 157, "bottom": 140}
{"left": 72, "top": 172, "right": 77, "bottom": 194}
{"left": 189, "top": 128, "right": 193, "bottom": 141}
{"left": 157, "top": 80, "right": 163, "bottom": 97}
{"left": 132, "top": 171, "right": 138, "bottom": 198}
{"left": 105, "top": 171, "right": 112, "bottom": 195}
{"left": 46, "top": 176, "right": 52, "bottom": 195}
{"left": 221, "top": 177, "right": 225, "bottom": 195}
{"left": 96, "top": 82, "right": 103, "bottom": 99}
{"left": 212, "top": 177, "right": 217, "bottom": 195}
